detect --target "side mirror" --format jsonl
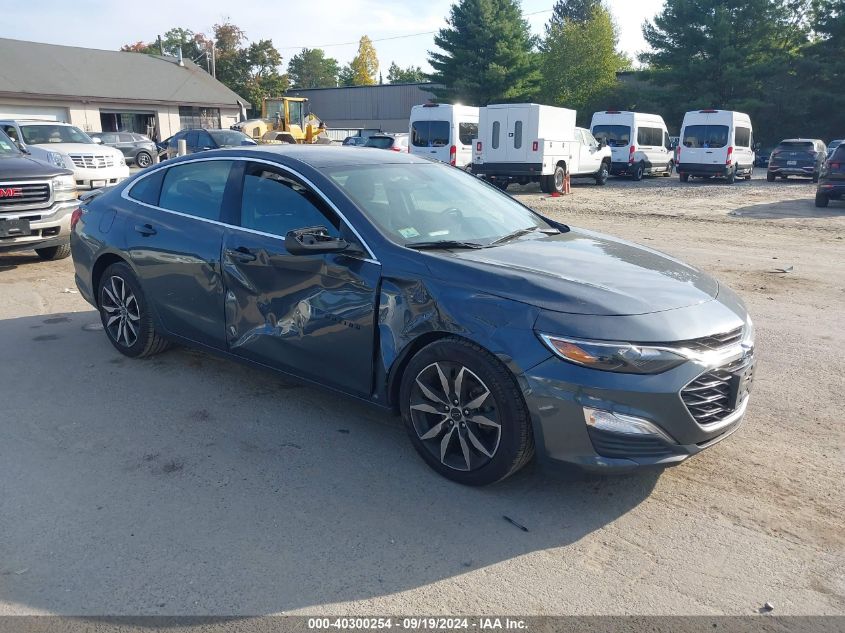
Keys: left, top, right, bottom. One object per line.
{"left": 598, "top": 138, "right": 607, "bottom": 149}
{"left": 16, "top": 141, "right": 29, "bottom": 154}
{"left": 285, "top": 226, "right": 350, "bottom": 256}
{"left": 92, "top": 137, "right": 102, "bottom": 144}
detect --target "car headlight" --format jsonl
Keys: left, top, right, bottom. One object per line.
{"left": 539, "top": 334, "right": 687, "bottom": 374}
{"left": 52, "top": 175, "right": 78, "bottom": 201}
{"left": 48, "top": 151, "right": 67, "bottom": 168}
{"left": 741, "top": 315, "right": 755, "bottom": 349}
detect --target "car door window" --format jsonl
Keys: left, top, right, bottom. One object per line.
{"left": 239, "top": 163, "right": 340, "bottom": 239}
{"left": 3, "top": 125, "right": 19, "bottom": 143}
{"left": 118, "top": 133, "right": 134, "bottom": 143}
{"left": 158, "top": 160, "right": 233, "bottom": 221}
{"left": 196, "top": 131, "right": 215, "bottom": 149}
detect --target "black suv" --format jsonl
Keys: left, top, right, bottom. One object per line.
{"left": 165, "top": 129, "right": 256, "bottom": 159}
{"left": 0, "top": 129, "right": 78, "bottom": 260}
{"left": 815, "top": 145, "right": 845, "bottom": 207}
{"left": 767, "top": 138, "right": 827, "bottom": 182}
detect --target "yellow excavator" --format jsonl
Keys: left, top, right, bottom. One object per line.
{"left": 233, "top": 97, "right": 330, "bottom": 144}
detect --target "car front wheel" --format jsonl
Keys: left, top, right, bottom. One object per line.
{"left": 135, "top": 151, "right": 152, "bottom": 168}
{"left": 400, "top": 338, "right": 534, "bottom": 485}
{"left": 595, "top": 161, "right": 609, "bottom": 185}
{"left": 98, "top": 262, "right": 170, "bottom": 358}
{"left": 35, "top": 243, "right": 71, "bottom": 260}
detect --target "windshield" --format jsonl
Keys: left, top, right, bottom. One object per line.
{"left": 682, "top": 125, "right": 729, "bottom": 148}
{"left": 21, "top": 124, "right": 93, "bottom": 145}
{"left": 208, "top": 129, "right": 255, "bottom": 146}
{"left": 592, "top": 125, "right": 630, "bottom": 147}
{"left": 325, "top": 163, "right": 553, "bottom": 246}
{"left": 0, "top": 130, "right": 21, "bottom": 155}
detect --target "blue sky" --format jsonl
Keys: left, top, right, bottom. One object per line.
{"left": 1, "top": 0, "right": 665, "bottom": 73}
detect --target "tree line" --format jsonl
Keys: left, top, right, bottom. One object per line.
{"left": 121, "top": 0, "right": 844, "bottom": 143}
{"left": 427, "top": 0, "right": 843, "bottom": 144}
{"left": 122, "top": 26, "right": 425, "bottom": 116}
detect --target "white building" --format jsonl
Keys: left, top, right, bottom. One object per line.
{"left": 0, "top": 38, "right": 248, "bottom": 141}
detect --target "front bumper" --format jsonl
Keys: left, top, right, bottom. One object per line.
{"left": 0, "top": 200, "right": 77, "bottom": 253}
{"left": 522, "top": 350, "right": 754, "bottom": 473}
{"left": 71, "top": 165, "right": 130, "bottom": 189}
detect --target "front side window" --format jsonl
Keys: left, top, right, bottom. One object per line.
{"left": 458, "top": 122, "right": 478, "bottom": 146}
{"left": 412, "top": 121, "right": 450, "bottom": 148}
{"left": 326, "top": 163, "right": 553, "bottom": 247}
{"left": 637, "top": 127, "right": 663, "bottom": 146}
{"left": 683, "top": 125, "right": 729, "bottom": 148}
{"left": 491, "top": 121, "right": 500, "bottom": 149}
{"left": 592, "top": 124, "right": 630, "bottom": 147}
{"left": 240, "top": 163, "right": 340, "bottom": 238}
{"left": 158, "top": 160, "right": 233, "bottom": 221}
{"left": 20, "top": 124, "right": 93, "bottom": 145}
{"left": 735, "top": 127, "right": 751, "bottom": 147}
{"left": 0, "top": 130, "right": 21, "bottom": 155}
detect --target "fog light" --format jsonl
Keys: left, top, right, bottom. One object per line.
{"left": 583, "top": 407, "right": 675, "bottom": 442}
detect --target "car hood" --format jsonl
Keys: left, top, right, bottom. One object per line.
{"left": 0, "top": 154, "right": 70, "bottom": 178}
{"left": 424, "top": 228, "right": 720, "bottom": 316}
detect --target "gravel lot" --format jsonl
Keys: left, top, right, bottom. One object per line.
{"left": 0, "top": 172, "right": 843, "bottom": 616}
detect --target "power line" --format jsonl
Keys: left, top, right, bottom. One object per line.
{"left": 278, "top": 8, "right": 553, "bottom": 50}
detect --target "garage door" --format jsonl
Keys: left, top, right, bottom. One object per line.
{"left": 0, "top": 104, "right": 69, "bottom": 122}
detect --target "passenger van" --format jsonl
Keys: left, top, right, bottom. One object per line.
{"left": 677, "top": 110, "right": 754, "bottom": 183}
{"left": 590, "top": 111, "right": 674, "bottom": 180}
{"left": 409, "top": 104, "right": 479, "bottom": 168}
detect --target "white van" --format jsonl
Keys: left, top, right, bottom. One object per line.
{"left": 472, "top": 103, "right": 612, "bottom": 192}
{"left": 409, "top": 104, "right": 479, "bottom": 168}
{"left": 677, "top": 110, "right": 754, "bottom": 183}
{"left": 590, "top": 111, "right": 675, "bottom": 180}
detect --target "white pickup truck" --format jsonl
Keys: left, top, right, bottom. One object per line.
{"left": 472, "top": 103, "right": 612, "bottom": 193}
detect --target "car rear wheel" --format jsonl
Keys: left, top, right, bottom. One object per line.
{"left": 35, "top": 243, "right": 71, "bottom": 260}
{"left": 495, "top": 180, "right": 509, "bottom": 191}
{"left": 400, "top": 338, "right": 534, "bottom": 485}
{"left": 812, "top": 171, "right": 819, "bottom": 184}
{"left": 725, "top": 166, "right": 737, "bottom": 184}
{"left": 98, "top": 262, "right": 170, "bottom": 358}
{"left": 815, "top": 192, "right": 829, "bottom": 208}
{"left": 767, "top": 172, "right": 775, "bottom": 182}
{"left": 631, "top": 162, "right": 645, "bottom": 181}
{"left": 679, "top": 172, "right": 690, "bottom": 182}
{"left": 664, "top": 161, "right": 674, "bottom": 177}
{"left": 135, "top": 151, "right": 152, "bottom": 168}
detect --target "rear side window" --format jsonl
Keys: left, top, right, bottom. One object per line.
{"left": 683, "top": 125, "right": 729, "bottom": 148}
{"left": 458, "top": 122, "right": 478, "bottom": 146}
{"left": 118, "top": 133, "right": 134, "bottom": 143}
{"left": 411, "top": 120, "right": 450, "bottom": 147}
{"left": 365, "top": 136, "right": 394, "bottom": 149}
{"left": 637, "top": 127, "right": 663, "bottom": 146}
{"left": 833, "top": 146, "right": 845, "bottom": 160}
{"left": 514, "top": 120, "right": 522, "bottom": 149}
{"left": 735, "top": 127, "right": 751, "bottom": 147}
{"left": 492, "top": 121, "right": 500, "bottom": 149}
{"left": 128, "top": 169, "right": 165, "bottom": 205}
{"left": 592, "top": 125, "right": 630, "bottom": 147}
{"left": 158, "top": 160, "right": 233, "bottom": 221}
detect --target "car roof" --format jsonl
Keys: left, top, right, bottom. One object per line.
{"left": 0, "top": 119, "right": 73, "bottom": 126}
{"left": 171, "top": 145, "right": 432, "bottom": 168}
{"left": 778, "top": 138, "right": 821, "bottom": 143}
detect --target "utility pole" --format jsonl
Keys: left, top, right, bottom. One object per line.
{"left": 157, "top": 35, "right": 164, "bottom": 56}
{"left": 211, "top": 41, "right": 216, "bottom": 78}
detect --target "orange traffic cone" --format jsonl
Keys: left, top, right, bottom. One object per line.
{"left": 564, "top": 171, "right": 571, "bottom": 194}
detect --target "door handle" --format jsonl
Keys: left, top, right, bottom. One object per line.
{"left": 134, "top": 223, "right": 156, "bottom": 236}
{"left": 225, "top": 247, "right": 257, "bottom": 263}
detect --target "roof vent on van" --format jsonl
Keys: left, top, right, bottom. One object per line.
{"left": 423, "top": 103, "right": 440, "bottom": 107}
{"left": 605, "top": 110, "right": 621, "bottom": 114}
{"left": 699, "top": 109, "right": 718, "bottom": 113}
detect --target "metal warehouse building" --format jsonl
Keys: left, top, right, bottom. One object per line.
{"left": 0, "top": 38, "right": 248, "bottom": 142}
{"left": 286, "top": 83, "right": 440, "bottom": 137}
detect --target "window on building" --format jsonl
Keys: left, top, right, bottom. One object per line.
{"left": 178, "top": 106, "right": 221, "bottom": 130}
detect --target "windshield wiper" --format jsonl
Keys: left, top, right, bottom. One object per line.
{"left": 405, "top": 240, "right": 486, "bottom": 250}
{"left": 490, "top": 225, "right": 561, "bottom": 246}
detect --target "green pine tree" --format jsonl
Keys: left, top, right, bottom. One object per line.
{"left": 287, "top": 48, "right": 340, "bottom": 88}
{"left": 427, "top": 0, "right": 540, "bottom": 105}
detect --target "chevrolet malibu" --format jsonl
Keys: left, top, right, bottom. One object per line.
{"left": 70, "top": 147, "right": 755, "bottom": 485}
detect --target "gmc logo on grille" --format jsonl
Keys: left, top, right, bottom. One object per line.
{"left": 0, "top": 187, "right": 24, "bottom": 198}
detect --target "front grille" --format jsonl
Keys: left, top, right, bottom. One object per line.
{"left": 68, "top": 154, "right": 116, "bottom": 169}
{"left": 672, "top": 326, "right": 743, "bottom": 353}
{"left": 682, "top": 357, "right": 754, "bottom": 425}
{"left": 587, "top": 427, "right": 679, "bottom": 459}
{"left": 0, "top": 181, "right": 51, "bottom": 209}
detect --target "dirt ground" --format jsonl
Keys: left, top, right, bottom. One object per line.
{"left": 0, "top": 173, "right": 842, "bottom": 616}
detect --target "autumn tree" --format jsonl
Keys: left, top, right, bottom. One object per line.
{"left": 348, "top": 36, "right": 379, "bottom": 85}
